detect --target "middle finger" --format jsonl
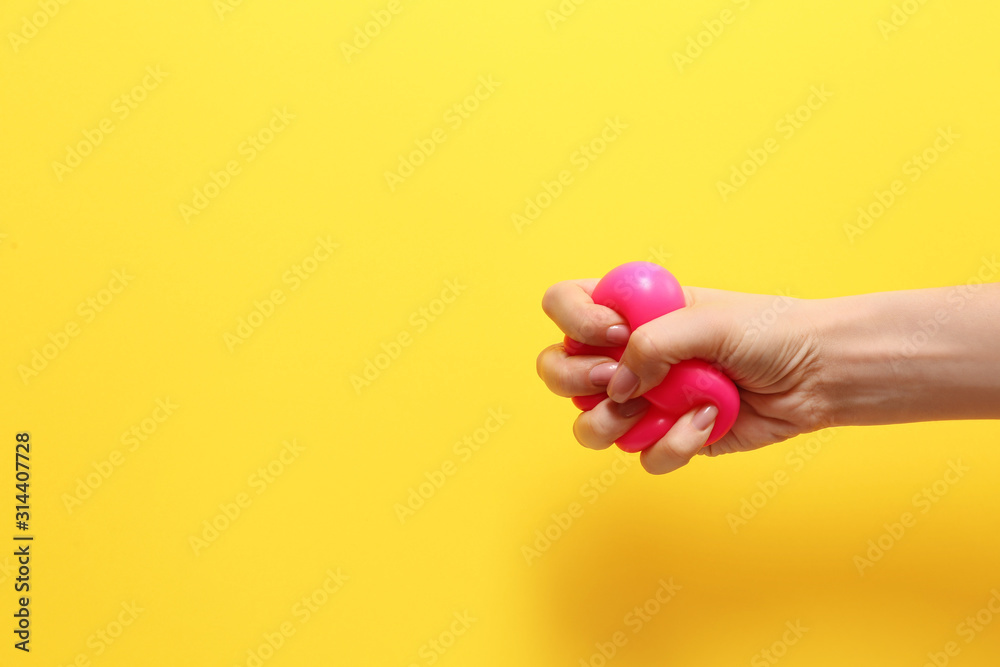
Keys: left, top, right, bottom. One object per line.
{"left": 537, "top": 343, "right": 619, "bottom": 397}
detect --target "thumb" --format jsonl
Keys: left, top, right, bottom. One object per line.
{"left": 606, "top": 303, "right": 734, "bottom": 402}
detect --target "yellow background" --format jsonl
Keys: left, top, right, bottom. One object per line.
{"left": 2, "top": 0, "right": 1000, "bottom": 664}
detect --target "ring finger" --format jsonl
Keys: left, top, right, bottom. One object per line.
{"left": 573, "top": 396, "right": 650, "bottom": 450}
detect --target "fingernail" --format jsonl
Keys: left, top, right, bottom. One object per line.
{"left": 606, "top": 324, "right": 630, "bottom": 345}
{"left": 619, "top": 397, "right": 649, "bottom": 418}
{"left": 607, "top": 365, "right": 640, "bottom": 403}
{"left": 692, "top": 405, "right": 719, "bottom": 431}
{"left": 589, "top": 362, "right": 618, "bottom": 386}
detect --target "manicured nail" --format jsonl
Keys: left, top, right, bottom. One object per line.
{"left": 607, "top": 365, "right": 640, "bottom": 403}
{"left": 606, "top": 325, "right": 630, "bottom": 345}
{"left": 589, "top": 362, "right": 618, "bottom": 386}
{"left": 619, "top": 397, "right": 649, "bottom": 418}
{"left": 692, "top": 404, "right": 719, "bottom": 431}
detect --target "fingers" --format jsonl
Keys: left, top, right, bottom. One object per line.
{"left": 573, "top": 397, "right": 650, "bottom": 450}
{"left": 542, "top": 279, "right": 630, "bottom": 346}
{"left": 607, "top": 304, "right": 734, "bottom": 402}
{"left": 699, "top": 399, "right": 794, "bottom": 458}
{"left": 536, "top": 344, "right": 620, "bottom": 397}
{"left": 639, "top": 405, "right": 718, "bottom": 474}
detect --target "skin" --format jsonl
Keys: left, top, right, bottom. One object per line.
{"left": 537, "top": 279, "right": 1000, "bottom": 475}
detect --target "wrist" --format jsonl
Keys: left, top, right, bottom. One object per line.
{"left": 806, "top": 292, "right": 904, "bottom": 427}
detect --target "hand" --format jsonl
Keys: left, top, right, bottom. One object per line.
{"left": 536, "top": 279, "right": 830, "bottom": 474}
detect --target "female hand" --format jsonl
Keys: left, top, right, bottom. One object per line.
{"left": 536, "top": 279, "right": 829, "bottom": 474}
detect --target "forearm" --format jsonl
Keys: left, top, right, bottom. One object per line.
{"left": 810, "top": 283, "right": 1000, "bottom": 427}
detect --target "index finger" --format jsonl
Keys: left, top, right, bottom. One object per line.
{"left": 541, "top": 279, "right": 630, "bottom": 346}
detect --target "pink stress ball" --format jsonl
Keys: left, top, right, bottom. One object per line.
{"left": 564, "top": 262, "right": 740, "bottom": 453}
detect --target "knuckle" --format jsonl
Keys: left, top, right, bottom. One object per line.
{"left": 590, "top": 404, "right": 624, "bottom": 445}
{"left": 640, "top": 452, "right": 666, "bottom": 475}
{"left": 541, "top": 283, "right": 565, "bottom": 317}
{"left": 575, "top": 308, "right": 604, "bottom": 341}
{"left": 576, "top": 409, "right": 617, "bottom": 448}
{"left": 540, "top": 353, "right": 584, "bottom": 397}
{"left": 536, "top": 348, "right": 563, "bottom": 393}
{"left": 627, "top": 326, "right": 659, "bottom": 362}
{"left": 588, "top": 414, "right": 614, "bottom": 441}
{"left": 554, "top": 361, "right": 576, "bottom": 395}
{"left": 571, "top": 416, "right": 589, "bottom": 446}
{"left": 535, "top": 348, "right": 547, "bottom": 380}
